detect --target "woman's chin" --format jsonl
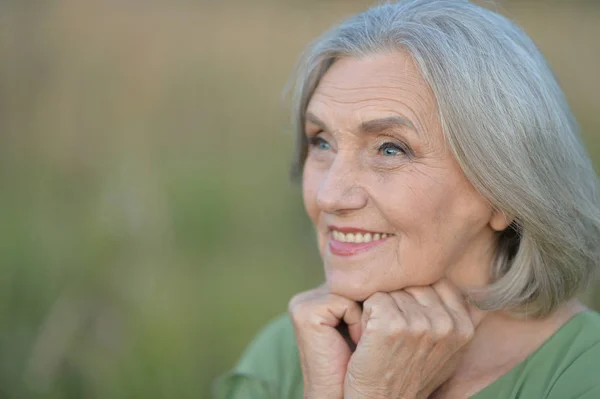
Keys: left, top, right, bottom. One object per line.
{"left": 326, "top": 278, "right": 381, "bottom": 302}
{"left": 324, "top": 269, "right": 435, "bottom": 301}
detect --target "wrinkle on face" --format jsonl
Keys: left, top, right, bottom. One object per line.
{"left": 302, "top": 51, "right": 497, "bottom": 300}
{"left": 315, "top": 57, "right": 438, "bottom": 132}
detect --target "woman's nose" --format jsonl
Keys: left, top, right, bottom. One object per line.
{"left": 316, "top": 157, "right": 368, "bottom": 214}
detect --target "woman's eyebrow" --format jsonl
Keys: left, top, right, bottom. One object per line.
{"left": 305, "top": 112, "right": 419, "bottom": 138}
{"left": 305, "top": 112, "right": 328, "bottom": 131}
{"left": 359, "top": 116, "right": 418, "bottom": 136}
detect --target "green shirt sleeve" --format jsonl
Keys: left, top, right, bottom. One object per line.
{"left": 213, "top": 314, "right": 303, "bottom": 399}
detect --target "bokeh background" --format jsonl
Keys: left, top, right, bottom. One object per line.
{"left": 0, "top": 0, "right": 599, "bottom": 398}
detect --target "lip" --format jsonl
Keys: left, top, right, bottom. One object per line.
{"left": 327, "top": 225, "right": 392, "bottom": 257}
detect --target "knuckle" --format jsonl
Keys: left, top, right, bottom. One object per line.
{"left": 287, "top": 302, "right": 297, "bottom": 316}
{"left": 457, "top": 323, "right": 475, "bottom": 342}
{"left": 435, "top": 314, "right": 455, "bottom": 338}
{"left": 409, "top": 315, "right": 431, "bottom": 338}
{"left": 288, "top": 295, "right": 311, "bottom": 319}
{"left": 288, "top": 287, "right": 327, "bottom": 318}
{"left": 387, "top": 315, "right": 408, "bottom": 337}
{"left": 287, "top": 294, "right": 302, "bottom": 313}
{"left": 363, "top": 319, "right": 378, "bottom": 335}
{"left": 362, "top": 293, "right": 388, "bottom": 315}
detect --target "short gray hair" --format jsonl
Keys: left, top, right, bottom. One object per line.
{"left": 288, "top": 0, "right": 600, "bottom": 317}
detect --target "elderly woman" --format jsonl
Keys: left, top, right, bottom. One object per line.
{"left": 215, "top": 0, "right": 600, "bottom": 398}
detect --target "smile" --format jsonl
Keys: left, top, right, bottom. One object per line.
{"left": 328, "top": 228, "right": 393, "bottom": 257}
{"left": 331, "top": 230, "right": 390, "bottom": 243}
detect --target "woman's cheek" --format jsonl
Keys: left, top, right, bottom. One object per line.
{"left": 302, "top": 164, "right": 323, "bottom": 223}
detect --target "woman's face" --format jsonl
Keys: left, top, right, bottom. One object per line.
{"left": 302, "top": 52, "right": 509, "bottom": 301}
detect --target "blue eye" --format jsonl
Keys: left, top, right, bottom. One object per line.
{"left": 378, "top": 142, "right": 406, "bottom": 156}
{"left": 309, "top": 137, "right": 331, "bottom": 151}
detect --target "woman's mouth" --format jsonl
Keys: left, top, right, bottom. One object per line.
{"left": 328, "top": 228, "right": 393, "bottom": 257}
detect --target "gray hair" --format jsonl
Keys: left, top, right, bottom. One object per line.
{"left": 288, "top": 0, "right": 600, "bottom": 317}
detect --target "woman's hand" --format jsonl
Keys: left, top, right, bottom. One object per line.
{"left": 344, "top": 279, "right": 481, "bottom": 399}
{"left": 288, "top": 285, "right": 362, "bottom": 399}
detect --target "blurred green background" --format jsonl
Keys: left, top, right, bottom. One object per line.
{"left": 0, "top": 1, "right": 598, "bottom": 398}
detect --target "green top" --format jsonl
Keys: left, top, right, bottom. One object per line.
{"left": 214, "top": 311, "right": 600, "bottom": 398}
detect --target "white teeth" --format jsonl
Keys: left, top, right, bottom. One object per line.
{"left": 332, "top": 231, "right": 390, "bottom": 243}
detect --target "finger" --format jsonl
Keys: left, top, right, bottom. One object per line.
{"left": 388, "top": 290, "right": 420, "bottom": 307}
{"left": 388, "top": 291, "right": 432, "bottom": 339}
{"left": 349, "top": 293, "right": 410, "bottom": 388}
{"left": 321, "top": 294, "right": 363, "bottom": 331}
{"left": 434, "top": 279, "right": 486, "bottom": 327}
{"left": 403, "top": 285, "right": 444, "bottom": 308}
{"left": 289, "top": 289, "right": 362, "bottom": 330}
{"left": 361, "top": 292, "right": 407, "bottom": 335}
{"left": 432, "top": 280, "right": 475, "bottom": 344}
{"left": 403, "top": 286, "right": 455, "bottom": 341}
{"left": 432, "top": 279, "right": 468, "bottom": 313}
{"left": 338, "top": 299, "right": 363, "bottom": 345}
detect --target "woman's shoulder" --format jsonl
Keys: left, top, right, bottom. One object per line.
{"left": 473, "top": 310, "right": 600, "bottom": 399}
{"left": 565, "top": 309, "right": 600, "bottom": 342}
{"left": 212, "top": 313, "right": 302, "bottom": 399}
{"left": 542, "top": 310, "right": 600, "bottom": 398}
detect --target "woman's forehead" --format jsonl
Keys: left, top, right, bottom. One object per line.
{"left": 307, "top": 53, "right": 438, "bottom": 131}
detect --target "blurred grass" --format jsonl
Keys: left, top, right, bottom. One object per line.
{"left": 0, "top": 1, "right": 598, "bottom": 398}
